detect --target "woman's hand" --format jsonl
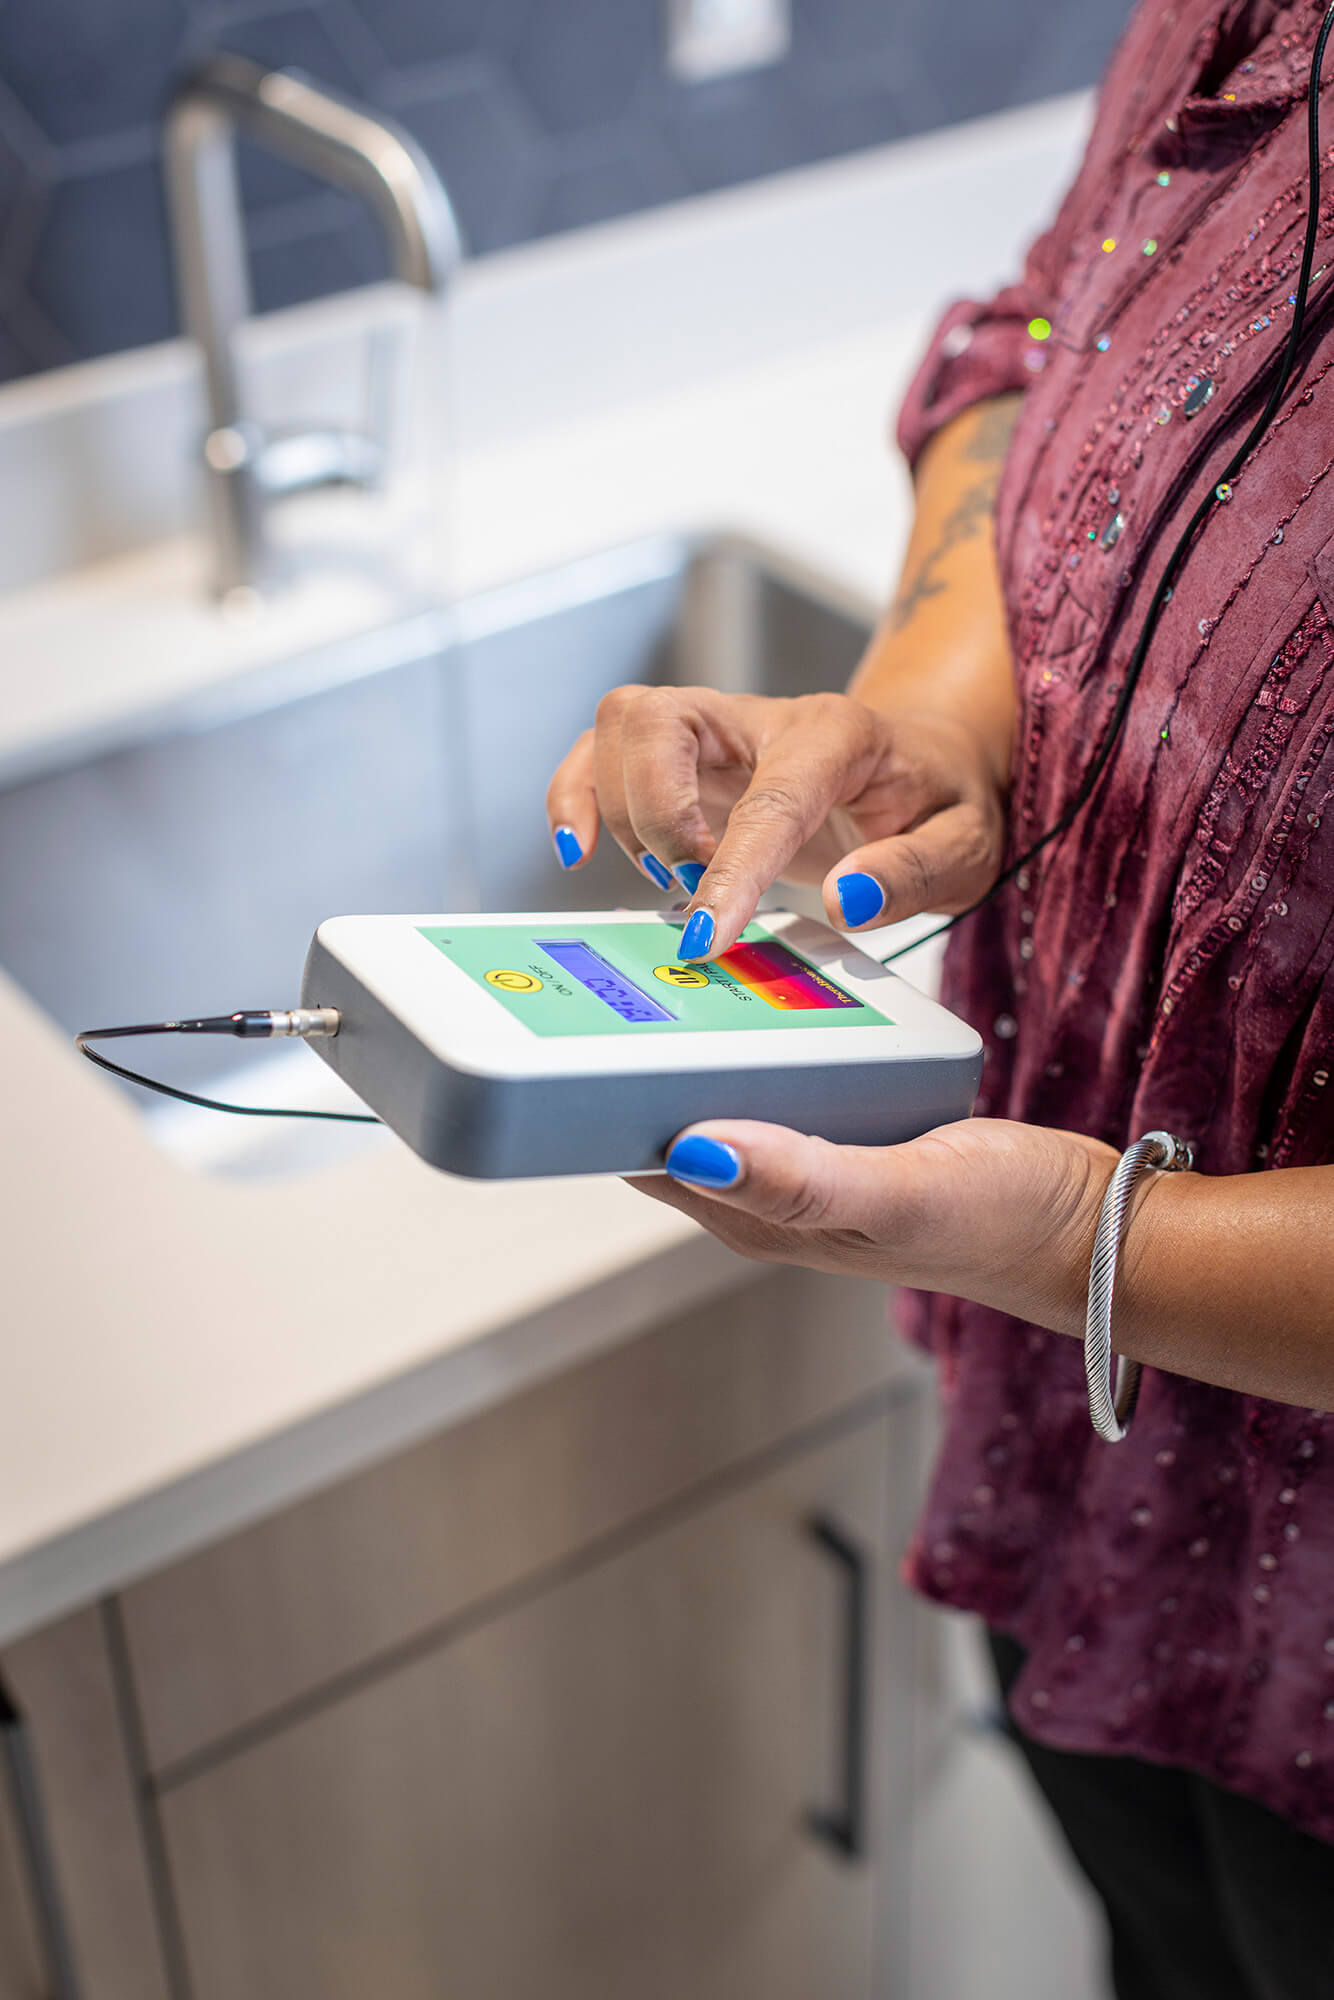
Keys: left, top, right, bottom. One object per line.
{"left": 545, "top": 397, "right": 1023, "bottom": 959}
{"left": 545, "top": 686, "right": 1006, "bottom": 960}
{"left": 634, "top": 1116, "right": 1119, "bottom": 1335}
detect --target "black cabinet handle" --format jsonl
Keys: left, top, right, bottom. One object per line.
{"left": 804, "top": 1513, "right": 869, "bottom": 1862}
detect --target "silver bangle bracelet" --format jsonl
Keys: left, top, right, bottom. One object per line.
{"left": 1085, "top": 1129, "right": 1195, "bottom": 1443}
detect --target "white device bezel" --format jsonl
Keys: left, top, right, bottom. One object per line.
{"left": 313, "top": 910, "right": 981, "bottom": 1081}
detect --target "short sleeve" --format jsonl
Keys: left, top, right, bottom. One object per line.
{"left": 893, "top": 5, "right": 1148, "bottom": 473}
{"left": 894, "top": 279, "right": 1048, "bottom": 473}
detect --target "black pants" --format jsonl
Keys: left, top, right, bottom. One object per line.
{"left": 988, "top": 1631, "right": 1334, "bottom": 2000}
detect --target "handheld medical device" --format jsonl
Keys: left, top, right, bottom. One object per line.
{"left": 82, "top": 19, "right": 1334, "bottom": 1182}
{"left": 297, "top": 909, "right": 981, "bottom": 1178}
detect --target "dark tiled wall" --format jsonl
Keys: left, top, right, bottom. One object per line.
{"left": 0, "top": 0, "right": 1135, "bottom": 381}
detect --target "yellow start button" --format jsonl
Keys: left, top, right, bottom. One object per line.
{"left": 485, "top": 968, "right": 543, "bottom": 993}
{"left": 653, "top": 963, "right": 710, "bottom": 988}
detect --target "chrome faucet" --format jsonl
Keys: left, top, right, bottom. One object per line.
{"left": 164, "top": 54, "right": 462, "bottom": 601}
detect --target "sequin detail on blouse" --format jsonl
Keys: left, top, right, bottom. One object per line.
{"left": 894, "top": 0, "right": 1334, "bottom": 1845}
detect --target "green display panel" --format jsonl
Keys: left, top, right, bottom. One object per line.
{"left": 417, "top": 920, "right": 892, "bottom": 1038}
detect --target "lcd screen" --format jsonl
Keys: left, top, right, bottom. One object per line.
{"left": 535, "top": 939, "right": 677, "bottom": 1025}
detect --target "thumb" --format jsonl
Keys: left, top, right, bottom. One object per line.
{"left": 662, "top": 1120, "right": 909, "bottom": 1233}
{"left": 823, "top": 801, "right": 1000, "bottom": 931}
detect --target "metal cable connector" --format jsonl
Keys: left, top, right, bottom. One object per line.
{"left": 262, "top": 1007, "right": 341, "bottom": 1039}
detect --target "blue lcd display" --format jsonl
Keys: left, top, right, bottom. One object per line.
{"left": 536, "top": 939, "right": 677, "bottom": 1025}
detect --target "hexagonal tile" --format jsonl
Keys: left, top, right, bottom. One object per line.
{"left": 0, "top": 318, "right": 41, "bottom": 383}
{"left": 1015, "top": 0, "right": 1137, "bottom": 106}
{"left": 537, "top": 135, "right": 690, "bottom": 238}
{"left": 792, "top": 73, "right": 923, "bottom": 161}
{"left": 248, "top": 196, "right": 389, "bottom": 313}
{"left": 0, "top": 287, "right": 75, "bottom": 372}
{"left": 392, "top": 70, "right": 542, "bottom": 253}
{"left": 0, "top": 120, "right": 33, "bottom": 257}
{"left": 665, "top": 65, "right": 803, "bottom": 194}
{"left": 792, "top": 0, "right": 901, "bottom": 63}
{"left": 350, "top": 0, "right": 526, "bottom": 70}
{"left": 511, "top": 0, "right": 657, "bottom": 138}
{"left": 900, "top": 0, "right": 1046, "bottom": 128}
{"left": 0, "top": 0, "right": 189, "bottom": 148}
{"left": 27, "top": 160, "right": 175, "bottom": 358}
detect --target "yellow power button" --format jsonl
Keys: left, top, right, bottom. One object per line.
{"left": 653, "top": 963, "right": 710, "bottom": 988}
{"left": 485, "top": 968, "right": 543, "bottom": 993}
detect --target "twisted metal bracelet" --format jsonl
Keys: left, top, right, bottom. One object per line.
{"left": 1085, "top": 1130, "right": 1195, "bottom": 1443}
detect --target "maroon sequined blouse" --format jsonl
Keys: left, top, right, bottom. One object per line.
{"left": 895, "top": 0, "right": 1334, "bottom": 1839}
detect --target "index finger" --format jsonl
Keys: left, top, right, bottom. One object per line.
{"left": 674, "top": 698, "right": 878, "bottom": 959}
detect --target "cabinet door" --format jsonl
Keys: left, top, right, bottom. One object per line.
{"left": 160, "top": 1403, "right": 909, "bottom": 2000}
{"left": 0, "top": 1609, "right": 172, "bottom": 2000}
{"left": 0, "top": 1775, "right": 43, "bottom": 1999}
{"left": 121, "top": 1267, "right": 906, "bottom": 1777}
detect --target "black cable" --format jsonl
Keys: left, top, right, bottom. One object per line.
{"left": 885, "top": 0, "right": 1334, "bottom": 967}
{"left": 75, "top": 1017, "right": 381, "bottom": 1123}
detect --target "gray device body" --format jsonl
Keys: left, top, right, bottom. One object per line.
{"left": 301, "top": 928, "right": 982, "bottom": 1181}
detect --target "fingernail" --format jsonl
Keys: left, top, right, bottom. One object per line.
{"left": 674, "top": 861, "right": 706, "bottom": 895}
{"left": 666, "top": 1134, "right": 742, "bottom": 1189}
{"left": 836, "top": 871, "right": 885, "bottom": 928}
{"left": 640, "top": 852, "right": 674, "bottom": 892}
{"left": 553, "top": 825, "right": 582, "bottom": 870}
{"left": 679, "top": 909, "right": 715, "bottom": 960}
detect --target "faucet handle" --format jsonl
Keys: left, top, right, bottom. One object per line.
{"left": 253, "top": 427, "right": 384, "bottom": 497}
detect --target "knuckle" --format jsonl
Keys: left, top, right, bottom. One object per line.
{"left": 794, "top": 689, "right": 870, "bottom": 756}
{"left": 891, "top": 837, "right": 935, "bottom": 910}
{"left": 794, "top": 689, "right": 850, "bottom": 730}
{"left": 963, "top": 818, "right": 1001, "bottom": 878}
{"left": 642, "top": 801, "right": 702, "bottom": 851}
{"left": 623, "top": 684, "right": 682, "bottom": 729}
{"left": 729, "top": 777, "right": 811, "bottom": 833}
{"left": 758, "top": 1143, "right": 841, "bottom": 1227}
{"left": 954, "top": 795, "right": 997, "bottom": 853}
{"left": 594, "top": 684, "right": 644, "bottom": 729}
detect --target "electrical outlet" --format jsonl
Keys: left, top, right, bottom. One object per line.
{"left": 666, "top": 0, "right": 791, "bottom": 82}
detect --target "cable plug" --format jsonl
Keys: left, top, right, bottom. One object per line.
{"left": 229, "top": 1008, "right": 341, "bottom": 1039}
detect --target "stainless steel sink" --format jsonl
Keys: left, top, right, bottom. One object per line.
{"left": 0, "top": 535, "right": 872, "bottom": 1175}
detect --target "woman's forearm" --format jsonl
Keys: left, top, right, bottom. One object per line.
{"left": 1007, "top": 1143, "right": 1334, "bottom": 1412}
{"left": 849, "top": 394, "right": 1022, "bottom": 791}
{"left": 1103, "top": 1164, "right": 1334, "bottom": 1409}
{"left": 642, "top": 1113, "right": 1334, "bottom": 1416}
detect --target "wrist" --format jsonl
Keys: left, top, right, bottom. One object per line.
{"left": 850, "top": 640, "right": 1015, "bottom": 794}
{"left": 932, "top": 1124, "right": 1120, "bottom": 1334}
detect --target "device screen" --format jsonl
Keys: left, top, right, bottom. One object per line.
{"left": 717, "top": 937, "right": 861, "bottom": 1010}
{"left": 535, "top": 939, "right": 677, "bottom": 1024}
{"left": 416, "top": 921, "right": 889, "bottom": 1037}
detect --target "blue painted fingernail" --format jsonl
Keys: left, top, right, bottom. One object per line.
{"left": 553, "top": 825, "right": 582, "bottom": 870}
{"left": 836, "top": 871, "right": 885, "bottom": 928}
{"left": 674, "top": 861, "right": 706, "bottom": 894}
{"left": 666, "top": 1134, "right": 742, "bottom": 1189}
{"left": 640, "top": 852, "right": 674, "bottom": 891}
{"left": 679, "top": 909, "right": 715, "bottom": 960}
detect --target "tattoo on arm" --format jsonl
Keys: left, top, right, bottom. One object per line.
{"left": 887, "top": 396, "right": 1020, "bottom": 634}
{"left": 961, "top": 393, "right": 1023, "bottom": 464}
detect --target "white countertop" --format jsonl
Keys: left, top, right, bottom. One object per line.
{"left": 0, "top": 95, "right": 1089, "bottom": 1646}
